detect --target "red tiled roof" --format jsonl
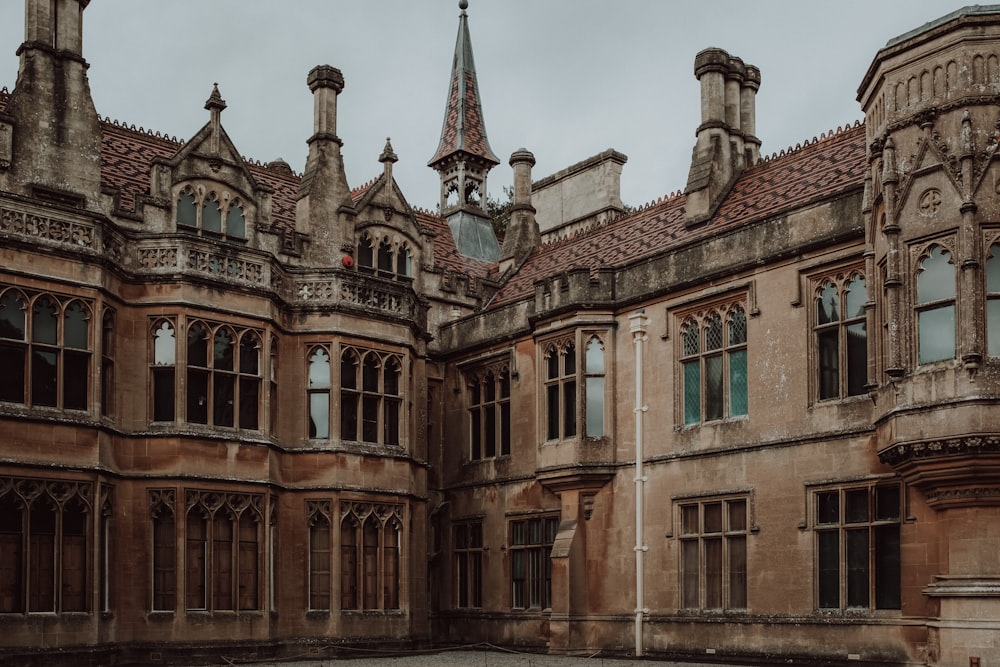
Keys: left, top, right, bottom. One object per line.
{"left": 488, "top": 123, "right": 867, "bottom": 308}
{"left": 429, "top": 70, "right": 499, "bottom": 166}
{"left": 428, "top": 9, "right": 499, "bottom": 168}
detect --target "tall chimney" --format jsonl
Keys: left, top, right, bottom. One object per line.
{"left": 741, "top": 65, "right": 761, "bottom": 164}
{"left": 295, "top": 65, "right": 353, "bottom": 261}
{"left": 499, "top": 148, "right": 541, "bottom": 273}
{"left": 5, "top": 0, "right": 102, "bottom": 207}
{"left": 684, "top": 47, "right": 760, "bottom": 227}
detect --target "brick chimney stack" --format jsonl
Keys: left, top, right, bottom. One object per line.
{"left": 296, "top": 65, "right": 354, "bottom": 262}
{"left": 4, "top": 0, "right": 102, "bottom": 207}
{"left": 684, "top": 48, "right": 760, "bottom": 227}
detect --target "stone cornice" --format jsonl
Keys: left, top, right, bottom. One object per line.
{"left": 878, "top": 433, "right": 1000, "bottom": 465}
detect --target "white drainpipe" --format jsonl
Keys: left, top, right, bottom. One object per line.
{"left": 629, "top": 309, "right": 649, "bottom": 657}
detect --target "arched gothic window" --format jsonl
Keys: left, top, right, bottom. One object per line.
{"left": 916, "top": 245, "right": 955, "bottom": 364}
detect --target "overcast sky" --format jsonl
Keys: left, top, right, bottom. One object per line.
{"left": 0, "top": 1, "right": 966, "bottom": 210}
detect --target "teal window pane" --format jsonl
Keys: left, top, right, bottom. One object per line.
{"left": 729, "top": 349, "right": 747, "bottom": 416}
{"left": 918, "top": 305, "right": 955, "bottom": 363}
{"left": 683, "top": 361, "right": 700, "bottom": 425}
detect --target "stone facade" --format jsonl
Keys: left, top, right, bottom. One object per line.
{"left": 0, "top": 2, "right": 999, "bottom": 666}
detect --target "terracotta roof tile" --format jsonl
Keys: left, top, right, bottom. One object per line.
{"left": 488, "top": 123, "right": 867, "bottom": 308}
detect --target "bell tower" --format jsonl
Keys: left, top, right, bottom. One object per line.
{"left": 428, "top": 0, "right": 501, "bottom": 262}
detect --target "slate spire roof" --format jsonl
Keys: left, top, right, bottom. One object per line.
{"left": 428, "top": 0, "right": 499, "bottom": 168}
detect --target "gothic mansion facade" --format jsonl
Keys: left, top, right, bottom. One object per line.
{"left": 1, "top": 2, "right": 1000, "bottom": 666}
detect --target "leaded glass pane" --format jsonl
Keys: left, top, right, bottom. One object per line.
{"left": 728, "top": 349, "right": 747, "bottom": 416}
{"left": 705, "top": 313, "right": 722, "bottom": 351}
{"left": 683, "top": 361, "right": 700, "bottom": 425}
{"left": 682, "top": 320, "right": 699, "bottom": 356}
{"left": 705, "top": 354, "right": 723, "bottom": 421}
{"left": 728, "top": 306, "right": 746, "bottom": 345}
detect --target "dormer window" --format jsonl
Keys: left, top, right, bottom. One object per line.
{"left": 175, "top": 186, "right": 247, "bottom": 241}
{"left": 356, "top": 232, "right": 413, "bottom": 279}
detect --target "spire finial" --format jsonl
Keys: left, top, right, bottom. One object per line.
{"left": 459, "top": 0, "right": 468, "bottom": 11}
{"left": 380, "top": 137, "right": 398, "bottom": 164}
{"left": 205, "top": 83, "right": 227, "bottom": 112}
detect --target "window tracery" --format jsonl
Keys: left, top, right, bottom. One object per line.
{"left": 0, "top": 288, "right": 93, "bottom": 411}
{"left": 174, "top": 185, "right": 247, "bottom": 241}
{"left": 355, "top": 231, "right": 413, "bottom": 278}
{"left": 679, "top": 302, "right": 748, "bottom": 425}
{"left": 915, "top": 243, "right": 956, "bottom": 364}
{"left": 339, "top": 501, "right": 402, "bottom": 611}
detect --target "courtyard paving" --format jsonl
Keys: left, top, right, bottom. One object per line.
{"left": 196, "top": 644, "right": 750, "bottom": 667}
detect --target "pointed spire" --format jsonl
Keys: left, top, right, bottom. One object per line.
{"left": 428, "top": 0, "right": 499, "bottom": 168}
{"left": 428, "top": 1, "right": 501, "bottom": 262}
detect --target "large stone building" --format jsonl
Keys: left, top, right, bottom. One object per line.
{"left": 0, "top": 1, "right": 999, "bottom": 665}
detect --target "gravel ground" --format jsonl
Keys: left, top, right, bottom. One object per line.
{"left": 200, "top": 645, "right": 748, "bottom": 667}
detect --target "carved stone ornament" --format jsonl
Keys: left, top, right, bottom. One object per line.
{"left": 918, "top": 188, "right": 942, "bottom": 216}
